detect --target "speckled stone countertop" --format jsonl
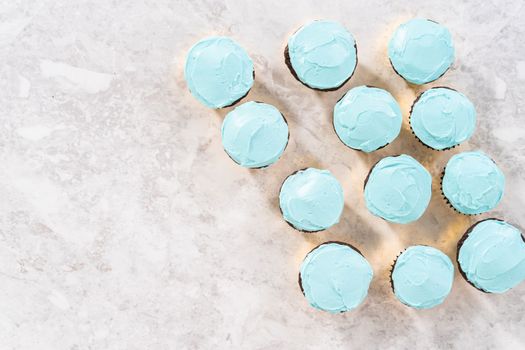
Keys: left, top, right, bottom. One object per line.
{"left": 1, "top": 1, "right": 525, "bottom": 349}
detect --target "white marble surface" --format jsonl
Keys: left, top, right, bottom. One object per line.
{"left": 1, "top": 1, "right": 525, "bottom": 349}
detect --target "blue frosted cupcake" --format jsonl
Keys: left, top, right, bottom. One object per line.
{"left": 410, "top": 87, "right": 476, "bottom": 150}
{"left": 333, "top": 86, "right": 402, "bottom": 152}
{"left": 457, "top": 219, "right": 525, "bottom": 293}
{"left": 299, "top": 242, "right": 373, "bottom": 313}
{"left": 441, "top": 151, "right": 505, "bottom": 215}
{"left": 221, "top": 101, "right": 289, "bottom": 168}
{"left": 391, "top": 245, "right": 454, "bottom": 309}
{"left": 388, "top": 19, "right": 455, "bottom": 85}
{"left": 185, "top": 37, "right": 254, "bottom": 108}
{"left": 279, "top": 168, "right": 344, "bottom": 232}
{"left": 285, "top": 20, "right": 358, "bottom": 91}
{"left": 364, "top": 155, "right": 432, "bottom": 224}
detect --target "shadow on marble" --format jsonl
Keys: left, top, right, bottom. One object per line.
{"left": 311, "top": 64, "right": 400, "bottom": 120}
{"left": 298, "top": 203, "right": 383, "bottom": 252}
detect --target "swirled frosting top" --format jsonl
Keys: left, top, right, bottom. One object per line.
{"left": 279, "top": 168, "right": 344, "bottom": 232}
{"left": 388, "top": 18, "right": 455, "bottom": 85}
{"left": 221, "top": 101, "right": 288, "bottom": 168}
{"left": 300, "top": 243, "right": 373, "bottom": 313}
{"left": 392, "top": 245, "right": 454, "bottom": 309}
{"left": 185, "top": 36, "right": 254, "bottom": 108}
{"left": 287, "top": 20, "right": 357, "bottom": 90}
{"left": 334, "top": 86, "right": 402, "bottom": 152}
{"left": 442, "top": 151, "right": 505, "bottom": 215}
{"left": 364, "top": 154, "right": 432, "bottom": 224}
{"left": 410, "top": 88, "right": 476, "bottom": 150}
{"left": 458, "top": 219, "right": 525, "bottom": 293}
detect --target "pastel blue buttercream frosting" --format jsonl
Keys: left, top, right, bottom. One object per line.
{"left": 334, "top": 86, "right": 402, "bottom": 152}
{"left": 300, "top": 243, "right": 373, "bottom": 313}
{"left": 410, "top": 88, "right": 476, "bottom": 150}
{"left": 279, "top": 168, "right": 344, "bottom": 232}
{"left": 388, "top": 19, "right": 455, "bottom": 85}
{"left": 392, "top": 246, "right": 454, "bottom": 309}
{"left": 458, "top": 219, "right": 525, "bottom": 293}
{"left": 287, "top": 20, "right": 357, "bottom": 90}
{"left": 364, "top": 155, "right": 432, "bottom": 224}
{"left": 442, "top": 151, "right": 505, "bottom": 215}
{"left": 185, "top": 36, "right": 254, "bottom": 108}
{"left": 221, "top": 101, "right": 288, "bottom": 168}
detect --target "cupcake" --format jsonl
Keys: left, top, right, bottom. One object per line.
{"left": 388, "top": 19, "right": 455, "bottom": 85}
{"left": 299, "top": 242, "right": 373, "bottom": 313}
{"left": 185, "top": 37, "right": 254, "bottom": 108}
{"left": 333, "top": 86, "right": 402, "bottom": 153}
{"left": 284, "top": 20, "right": 357, "bottom": 91}
{"left": 221, "top": 101, "right": 289, "bottom": 168}
{"left": 457, "top": 219, "right": 525, "bottom": 293}
{"left": 364, "top": 155, "right": 432, "bottom": 224}
{"left": 410, "top": 87, "right": 476, "bottom": 150}
{"left": 391, "top": 245, "right": 454, "bottom": 309}
{"left": 441, "top": 151, "right": 505, "bottom": 215}
{"left": 279, "top": 168, "right": 344, "bottom": 232}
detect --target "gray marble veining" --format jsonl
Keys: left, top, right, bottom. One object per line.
{"left": 1, "top": 0, "right": 524, "bottom": 349}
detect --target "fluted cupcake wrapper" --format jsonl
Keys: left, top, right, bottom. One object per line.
{"left": 389, "top": 252, "right": 403, "bottom": 295}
